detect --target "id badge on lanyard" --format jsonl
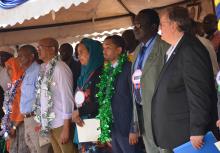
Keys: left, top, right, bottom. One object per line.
{"left": 75, "top": 89, "right": 85, "bottom": 108}
{"left": 74, "top": 71, "right": 95, "bottom": 108}
{"left": 132, "top": 69, "right": 142, "bottom": 89}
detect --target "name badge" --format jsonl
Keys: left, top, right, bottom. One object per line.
{"left": 75, "top": 90, "right": 85, "bottom": 107}
{"left": 132, "top": 69, "right": 142, "bottom": 89}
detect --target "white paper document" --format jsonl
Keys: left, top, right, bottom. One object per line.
{"left": 76, "top": 118, "right": 101, "bottom": 143}
{"left": 214, "top": 141, "right": 220, "bottom": 151}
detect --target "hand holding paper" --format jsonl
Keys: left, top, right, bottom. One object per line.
{"left": 190, "top": 135, "right": 204, "bottom": 149}
{"left": 72, "top": 110, "right": 84, "bottom": 127}
{"left": 76, "top": 118, "right": 101, "bottom": 143}
{"left": 173, "top": 132, "right": 220, "bottom": 153}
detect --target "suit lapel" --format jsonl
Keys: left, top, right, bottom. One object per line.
{"left": 131, "top": 35, "right": 160, "bottom": 76}
{"left": 131, "top": 44, "right": 141, "bottom": 74}
{"left": 154, "top": 34, "right": 186, "bottom": 92}
{"left": 141, "top": 36, "right": 160, "bottom": 77}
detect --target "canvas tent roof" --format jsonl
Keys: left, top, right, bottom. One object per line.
{"left": 0, "top": 0, "right": 186, "bottom": 46}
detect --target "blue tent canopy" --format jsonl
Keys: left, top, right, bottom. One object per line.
{"left": 0, "top": 0, "right": 28, "bottom": 9}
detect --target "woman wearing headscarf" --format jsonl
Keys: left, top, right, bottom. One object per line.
{"left": 4, "top": 57, "right": 30, "bottom": 153}
{"left": 72, "top": 38, "right": 104, "bottom": 152}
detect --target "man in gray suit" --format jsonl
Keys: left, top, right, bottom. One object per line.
{"left": 131, "top": 9, "right": 169, "bottom": 153}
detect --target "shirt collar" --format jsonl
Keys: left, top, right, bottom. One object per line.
{"left": 26, "top": 61, "right": 38, "bottom": 73}
{"left": 141, "top": 36, "right": 155, "bottom": 48}
{"left": 167, "top": 35, "right": 183, "bottom": 54}
{"left": 112, "top": 60, "right": 119, "bottom": 68}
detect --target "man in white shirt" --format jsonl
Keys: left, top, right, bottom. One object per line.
{"left": 35, "top": 37, "right": 77, "bottom": 153}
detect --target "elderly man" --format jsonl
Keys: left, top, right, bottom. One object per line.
{"left": 34, "top": 38, "right": 77, "bottom": 153}
{"left": 151, "top": 6, "right": 218, "bottom": 153}
{"left": 18, "top": 45, "right": 50, "bottom": 153}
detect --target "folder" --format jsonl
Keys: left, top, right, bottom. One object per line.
{"left": 173, "top": 131, "right": 220, "bottom": 153}
{"left": 76, "top": 118, "right": 101, "bottom": 143}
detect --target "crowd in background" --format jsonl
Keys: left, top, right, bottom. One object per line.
{"left": 0, "top": 5, "right": 220, "bottom": 153}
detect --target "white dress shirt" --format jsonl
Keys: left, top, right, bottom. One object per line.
{"left": 40, "top": 61, "right": 73, "bottom": 128}
{"left": 166, "top": 36, "right": 183, "bottom": 62}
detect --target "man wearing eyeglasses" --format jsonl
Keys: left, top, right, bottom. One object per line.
{"left": 131, "top": 9, "right": 169, "bottom": 153}
{"left": 35, "top": 38, "right": 77, "bottom": 153}
{"left": 151, "top": 7, "right": 218, "bottom": 152}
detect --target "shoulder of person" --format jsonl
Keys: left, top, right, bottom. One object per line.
{"left": 33, "top": 62, "right": 41, "bottom": 71}
{"left": 179, "top": 34, "right": 210, "bottom": 59}
{"left": 122, "top": 61, "right": 132, "bottom": 73}
{"left": 156, "top": 35, "right": 170, "bottom": 48}
{"left": 54, "top": 60, "right": 72, "bottom": 74}
{"left": 197, "top": 35, "right": 215, "bottom": 50}
{"left": 185, "top": 34, "right": 205, "bottom": 48}
{"left": 26, "top": 61, "right": 40, "bottom": 76}
{"left": 134, "top": 43, "right": 142, "bottom": 53}
{"left": 55, "top": 60, "right": 70, "bottom": 69}
{"left": 94, "top": 65, "right": 103, "bottom": 75}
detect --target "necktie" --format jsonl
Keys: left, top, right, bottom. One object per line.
{"left": 137, "top": 46, "right": 147, "bottom": 69}
{"left": 134, "top": 46, "right": 146, "bottom": 105}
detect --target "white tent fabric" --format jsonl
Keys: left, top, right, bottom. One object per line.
{"left": 1, "top": 0, "right": 186, "bottom": 28}
{"left": 0, "top": 0, "right": 89, "bottom": 28}
{"left": 0, "top": 0, "right": 214, "bottom": 46}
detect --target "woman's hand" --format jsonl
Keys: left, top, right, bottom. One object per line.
{"left": 72, "top": 110, "right": 84, "bottom": 127}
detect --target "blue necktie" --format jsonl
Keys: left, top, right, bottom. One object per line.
{"left": 137, "top": 46, "right": 147, "bottom": 69}
{"left": 134, "top": 46, "right": 146, "bottom": 105}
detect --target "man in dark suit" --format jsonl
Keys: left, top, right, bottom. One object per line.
{"left": 151, "top": 6, "right": 218, "bottom": 153}
{"left": 102, "top": 35, "right": 138, "bottom": 153}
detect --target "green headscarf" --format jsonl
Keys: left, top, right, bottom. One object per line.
{"left": 77, "top": 38, "right": 104, "bottom": 88}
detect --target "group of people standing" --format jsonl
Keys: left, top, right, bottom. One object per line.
{"left": 0, "top": 5, "right": 220, "bottom": 153}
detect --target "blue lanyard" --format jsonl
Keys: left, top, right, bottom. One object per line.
{"left": 137, "top": 36, "right": 156, "bottom": 69}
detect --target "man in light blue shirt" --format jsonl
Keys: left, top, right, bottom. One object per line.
{"left": 18, "top": 45, "right": 49, "bottom": 153}
{"left": 20, "top": 56, "right": 40, "bottom": 114}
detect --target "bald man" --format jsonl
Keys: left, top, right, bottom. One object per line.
{"left": 35, "top": 38, "right": 77, "bottom": 153}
